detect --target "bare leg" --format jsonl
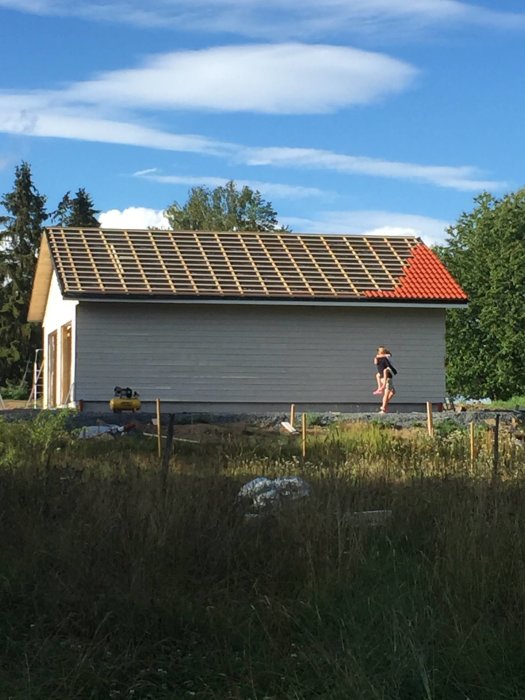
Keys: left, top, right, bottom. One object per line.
{"left": 380, "top": 376, "right": 395, "bottom": 412}
{"left": 380, "top": 389, "right": 394, "bottom": 412}
{"left": 373, "top": 372, "right": 384, "bottom": 394}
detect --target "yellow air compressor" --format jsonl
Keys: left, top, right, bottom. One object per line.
{"left": 109, "top": 386, "right": 141, "bottom": 413}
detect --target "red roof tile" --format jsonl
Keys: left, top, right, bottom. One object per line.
{"left": 363, "top": 242, "right": 467, "bottom": 302}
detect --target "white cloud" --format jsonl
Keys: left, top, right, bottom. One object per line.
{"left": 0, "top": 94, "right": 503, "bottom": 191}
{"left": 0, "top": 97, "right": 231, "bottom": 154}
{"left": 1, "top": 0, "right": 523, "bottom": 38}
{"left": 283, "top": 210, "right": 450, "bottom": 245}
{"left": 0, "top": 56, "right": 504, "bottom": 193}
{"left": 240, "top": 146, "right": 503, "bottom": 191}
{"left": 133, "top": 170, "right": 328, "bottom": 199}
{"left": 65, "top": 44, "right": 416, "bottom": 114}
{"left": 99, "top": 206, "right": 169, "bottom": 229}
{"left": 133, "top": 167, "right": 160, "bottom": 177}
{"left": 0, "top": 43, "right": 416, "bottom": 120}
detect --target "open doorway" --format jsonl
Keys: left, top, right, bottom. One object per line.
{"left": 47, "top": 330, "right": 57, "bottom": 407}
{"left": 61, "top": 323, "right": 72, "bottom": 404}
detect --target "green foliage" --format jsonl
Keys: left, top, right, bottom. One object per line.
{"left": 433, "top": 417, "right": 464, "bottom": 437}
{"left": 165, "top": 180, "right": 288, "bottom": 232}
{"left": 28, "top": 409, "right": 72, "bottom": 453}
{"left": 52, "top": 187, "right": 100, "bottom": 227}
{"left": 0, "top": 410, "right": 71, "bottom": 468}
{"left": 0, "top": 162, "right": 47, "bottom": 385}
{"left": 0, "top": 378, "right": 28, "bottom": 400}
{"left": 489, "top": 396, "right": 525, "bottom": 410}
{"left": 438, "top": 190, "right": 525, "bottom": 400}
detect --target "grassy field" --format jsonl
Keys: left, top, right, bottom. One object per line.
{"left": 1, "top": 412, "right": 525, "bottom": 699}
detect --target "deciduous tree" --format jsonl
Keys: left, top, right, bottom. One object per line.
{"left": 437, "top": 190, "right": 525, "bottom": 400}
{"left": 165, "top": 181, "right": 286, "bottom": 232}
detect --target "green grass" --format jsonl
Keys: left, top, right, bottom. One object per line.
{"left": 487, "top": 395, "right": 525, "bottom": 410}
{"left": 1, "top": 414, "right": 525, "bottom": 698}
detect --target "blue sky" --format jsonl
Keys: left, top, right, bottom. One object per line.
{"left": 0, "top": 0, "right": 523, "bottom": 244}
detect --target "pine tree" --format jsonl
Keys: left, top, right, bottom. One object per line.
{"left": 0, "top": 162, "right": 47, "bottom": 388}
{"left": 52, "top": 187, "right": 100, "bottom": 227}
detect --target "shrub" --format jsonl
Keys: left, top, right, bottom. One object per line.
{"left": 0, "top": 409, "right": 72, "bottom": 468}
{"left": 0, "top": 379, "right": 29, "bottom": 400}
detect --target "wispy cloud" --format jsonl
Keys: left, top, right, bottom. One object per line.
{"left": 1, "top": 0, "right": 524, "bottom": 38}
{"left": 64, "top": 44, "right": 416, "bottom": 114}
{"left": 240, "top": 146, "right": 504, "bottom": 191}
{"left": 0, "top": 96, "right": 231, "bottom": 155}
{"left": 133, "top": 170, "right": 328, "bottom": 200}
{"left": 0, "top": 42, "right": 504, "bottom": 193}
{"left": 133, "top": 167, "right": 159, "bottom": 177}
{"left": 0, "top": 94, "right": 504, "bottom": 192}
{"left": 283, "top": 209, "right": 450, "bottom": 245}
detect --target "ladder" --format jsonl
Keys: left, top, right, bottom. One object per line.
{"left": 26, "top": 349, "right": 44, "bottom": 409}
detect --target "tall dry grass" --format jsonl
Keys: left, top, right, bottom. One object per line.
{"left": 1, "top": 414, "right": 525, "bottom": 698}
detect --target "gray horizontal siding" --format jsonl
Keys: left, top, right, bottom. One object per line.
{"left": 75, "top": 303, "right": 446, "bottom": 405}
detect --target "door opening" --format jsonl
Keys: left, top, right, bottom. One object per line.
{"left": 61, "top": 323, "right": 72, "bottom": 404}
{"left": 47, "top": 331, "right": 57, "bottom": 407}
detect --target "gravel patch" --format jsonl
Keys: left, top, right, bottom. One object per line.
{"left": 2, "top": 407, "right": 524, "bottom": 430}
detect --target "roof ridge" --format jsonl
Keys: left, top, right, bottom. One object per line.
{"left": 45, "top": 226, "right": 421, "bottom": 244}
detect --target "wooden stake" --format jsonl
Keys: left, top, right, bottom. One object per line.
{"left": 492, "top": 414, "right": 500, "bottom": 479}
{"left": 290, "top": 403, "right": 296, "bottom": 427}
{"left": 301, "top": 413, "right": 307, "bottom": 459}
{"left": 426, "top": 401, "right": 434, "bottom": 437}
{"left": 156, "top": 397, "right": 162, "bottom": 458}
{"left": 469, "top": 421, "right": 476, "bottom": 465}
{"left": 161, "top": 413, "right": 175, "bottom": 492}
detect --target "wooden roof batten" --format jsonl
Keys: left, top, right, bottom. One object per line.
{"left": 27, "top": 228, "right": 468, "bottom": 319}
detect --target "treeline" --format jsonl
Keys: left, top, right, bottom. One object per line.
{"left": 0, "top": 162, "right": 100, "bottom": 395}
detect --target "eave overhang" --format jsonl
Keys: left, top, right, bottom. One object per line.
{"left": 62, "top": 290, "right": 468, "bottom": 309}
{"left": 27, "top": 234, "right": 54, "bottom": 323}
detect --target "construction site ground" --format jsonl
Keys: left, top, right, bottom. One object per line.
{"left": 1, "top": 405, "right": 524, "bottom": 438}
